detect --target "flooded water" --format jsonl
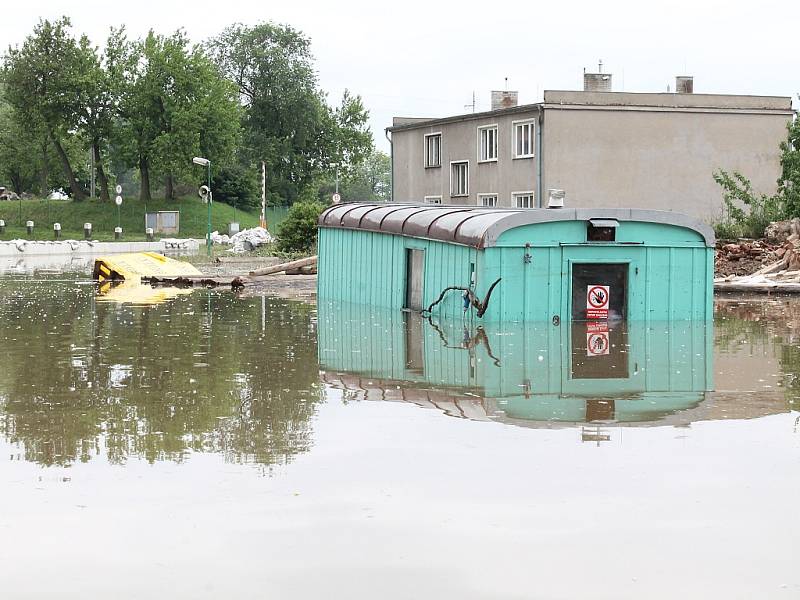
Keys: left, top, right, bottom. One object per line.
{"left": 0, "top": 263, "right": 798, "bottom": 599}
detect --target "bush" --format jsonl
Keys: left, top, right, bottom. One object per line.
{"left": 211, "top": 165, "right": 259, "bottom": 210}
{"left": 276, "top": 201, "right": 325, "bottom": 253}
{"left": 713, "top": 170, "right": 786, "bottom": 239}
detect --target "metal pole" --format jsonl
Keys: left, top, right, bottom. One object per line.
{"left": 335, "top": 167, "right": 339, "bottom": 195}
{"left": 206, "top": 162, "right": 212, "bottom": 257}
{"left": 260, "top": 161, "right": 266, "bottom": 229}
{"left": 90, "top": 149, "right": 95, "bottom": 199}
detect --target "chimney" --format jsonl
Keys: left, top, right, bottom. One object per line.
{"left": 676, "top": 76, "right": 693, "bottom": 94}
{"left": 583, "top": 60, "right": 612, "bottom": 92}
{"left": 491, "top": 90, "right": 518, "bottom": 110}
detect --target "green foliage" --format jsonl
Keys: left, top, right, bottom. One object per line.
{"left": 115, "top": 29, "right": 242, "bottom": 201}
{"left": 0, "top": 17, "right": 372, "bottom": 208}
{"left": 3, "top": 17, "right": 90, "bottom": 200}
{"left": 207, "top": 22, "right": 373, "bottom": 204}
{"left": 713, "top": 114, "right": 800, "bottom": 238}
{"left": 779, "top": 117, "right": 800, "bottom": 216}
{"left": 212, "top": 165, "right": 259, "bottom": 210}
{"left": 276, "top": 200, "right": 325, "bottom": 253}
{"left": 713, "top": 170, "right": 786, "bottom": 239}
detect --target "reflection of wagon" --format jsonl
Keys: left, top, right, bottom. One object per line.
{"left": 318, "top": 204, "right": 714, "bottom": 322}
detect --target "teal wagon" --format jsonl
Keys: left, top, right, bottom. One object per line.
{"left": 317, "top": 204, "right": 714, "bottom": 322}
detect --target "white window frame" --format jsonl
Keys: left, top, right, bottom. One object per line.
{"left": 424, "top": 132, "right": 442, "bottom": 168}
{"left": 512, "top": 191, "right": 535, "bottom": 208}
{"left": 477, "top": 124, "right": 499, "bottom": 163}
{"left": 424, "top": 195, "right": 442, "bottom": 205}
{"left": 450, "top": 160, "right": 469, "bottom": 197}
{"left": 477, "top": 193, "right": 498, "bottom": 207}
{"left": 512, "top": 119, "right": 535, "bottom": 159}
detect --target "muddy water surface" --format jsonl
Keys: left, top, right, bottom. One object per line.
{"left": 0, "top": 265, "right": 798, "bottom": 599}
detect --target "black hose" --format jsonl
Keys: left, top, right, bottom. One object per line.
{"left": 423, "top": 278, "right": 501, "bottom": 318}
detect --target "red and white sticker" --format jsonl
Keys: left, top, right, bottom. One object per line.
{"left": 586, "top": 331, "right": 610, "bottom": 356}
{"left": 586, "top": 285, "right": 610, "bottom": 319}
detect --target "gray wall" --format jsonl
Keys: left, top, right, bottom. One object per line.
{"left": 541, "top": 93, "right": 792, "bottom": 221}
{"left": 390, "top": 92, "right": 793, "bottom": 221}
{"left": 392, "top": 109, "right": 540, "bottom": 206}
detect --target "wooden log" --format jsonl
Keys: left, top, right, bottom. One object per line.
{"left": 249, "top": 255, "right": 317, "bottom": 278}
{"left": 715, "top": 282, "right": 800, "bottom": 293}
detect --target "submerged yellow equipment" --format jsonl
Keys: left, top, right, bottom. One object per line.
{"left": 93, "top": 252, "right": 202, "bottom": 283}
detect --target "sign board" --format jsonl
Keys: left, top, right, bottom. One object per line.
{"left": 332, "top": 193, "right": 341, "bottom": 204}
{"left": 115, "top": 195, "right": 122, "bottom": 206}
{"left": 115, "top": 184, "right": 123, "bottom": 195}
{"left": 586, "top": 285, "right": 610, "bottom": 319}
{"left": 586, "top": 321, "right": 610, "bottom": 356}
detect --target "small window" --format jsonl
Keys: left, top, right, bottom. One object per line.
{"left": 450, "top": 161, "right": 469, "bottom": 197}
{"left": 477, "top": 125, "right": 498, "bottom": 162}
{"left": 513, "top": 120, "right": 535, "bottom": 158}
{"left": 478, "top": 194, "right": 498, "bottom": 207}
{"left": 513, "top": 192, "right": 535, "bottom": 208}
{"left": 424, "top": 133, "right": 441, "bottom": 168}
{"left": 424, "top": 195, "right": 442, "bottom": 205}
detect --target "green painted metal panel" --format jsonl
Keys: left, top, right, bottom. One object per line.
{"left": 318, "top": 218, "right": 713, "bottom": 323}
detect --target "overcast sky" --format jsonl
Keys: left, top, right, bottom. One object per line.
{"left": 2, "top": 0, "right": 797, "bottom": 152}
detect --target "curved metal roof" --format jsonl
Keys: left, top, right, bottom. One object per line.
{"left": 319, "top": 203, "right": 715, "bottom": 248}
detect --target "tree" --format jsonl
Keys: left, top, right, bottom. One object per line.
{"left": 343, "top": 150, "right": 391, "bottom": 201}
{"left": 779, "top": 116, "right": 800, "bottom": 216}
{"left": 713, "top": 113, "right": 800, "bottom": 238}
{"left": 207, "top": 22, "right": 372, "bottom": 204}
{"left": 117, "top": 30, "right": 241, "bottom": 201}
{"left": 0, "top": 92, "right": 40, "bottom": 194}
{"left": 3, "top": 17, "right": 88, "bottom": 200}
{"left": 276, "top": 200, "right": 325, "bottom": 252}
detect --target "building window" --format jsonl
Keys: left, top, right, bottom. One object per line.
{"left": 478, "top": 194, "right": 498, "bottom": 207}
{"left": 477, "top": 125, "right": 498, "bottom": 162}
{"left": 513, "top": 191, "right": 535, "bottom": 208}
{"left": 424, "top": 195, "right": 442, "bottom": 204}
{"left": 513, "top": 120, "right": 535, "bottom": 158}
{"left": 424, "top": 133, "right": 441, "bottom": 168}
{"left": 450, "top": 161, "right": 469, "bottom": 197}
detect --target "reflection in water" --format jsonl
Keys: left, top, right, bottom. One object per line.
{"left": 0, "top": 278, "right": 320, "bottom": 468}
{"left": 95, "top": 280, "right": 195, "bottom": 305}
{"left": 319, "top": 300, "right": 797, "bottom": 436}
{"left": 1, "top": 275, "right": 799, "bottom": 468}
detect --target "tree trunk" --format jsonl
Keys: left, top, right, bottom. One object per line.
{"left": 48, "top": 129, "right": 86, "bottom": 201}
{"left": 165, "top": 173, "right": 175, "bottom": 201}
{"left": 11, "top": 171, "right": 22, "bottom": 196}
{"left": 40, "top": 137, "right": 49, "bottom": 198}
{"left": 139, "top": 156, "right": 152, "bottom": 202}
{"left": 92, "top": 141, "right": 110, "bottom": 202}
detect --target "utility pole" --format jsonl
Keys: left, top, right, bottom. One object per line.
{"left": 260, "top": 161, "right": 267, "bottom": 229}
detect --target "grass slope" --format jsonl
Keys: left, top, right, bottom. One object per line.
{"left": 0, "top": 198, "right": 288, "bottom": 242}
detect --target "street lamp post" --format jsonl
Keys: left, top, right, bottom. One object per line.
{"left": 193, "top": 156, "right": 212, "bottom": 257}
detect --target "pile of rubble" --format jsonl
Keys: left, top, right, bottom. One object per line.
{"left": 715, "top": 218, "right": 800, "bottom": 290}
{"left": 714, "top": 239, "right": 780, "bottom": 277}
{"left": 210, "top": 227, "right": 274, "bottom": 253}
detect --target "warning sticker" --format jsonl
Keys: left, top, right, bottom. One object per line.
{"left": 586, "top": 331, "right": 610, "bottom": 356}
{"left": 586, "top": 285, "right": 610, "bottom": 319}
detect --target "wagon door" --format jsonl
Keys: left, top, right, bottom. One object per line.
{"left": 405, "top": 249, "right": 425, "bottom": 311}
